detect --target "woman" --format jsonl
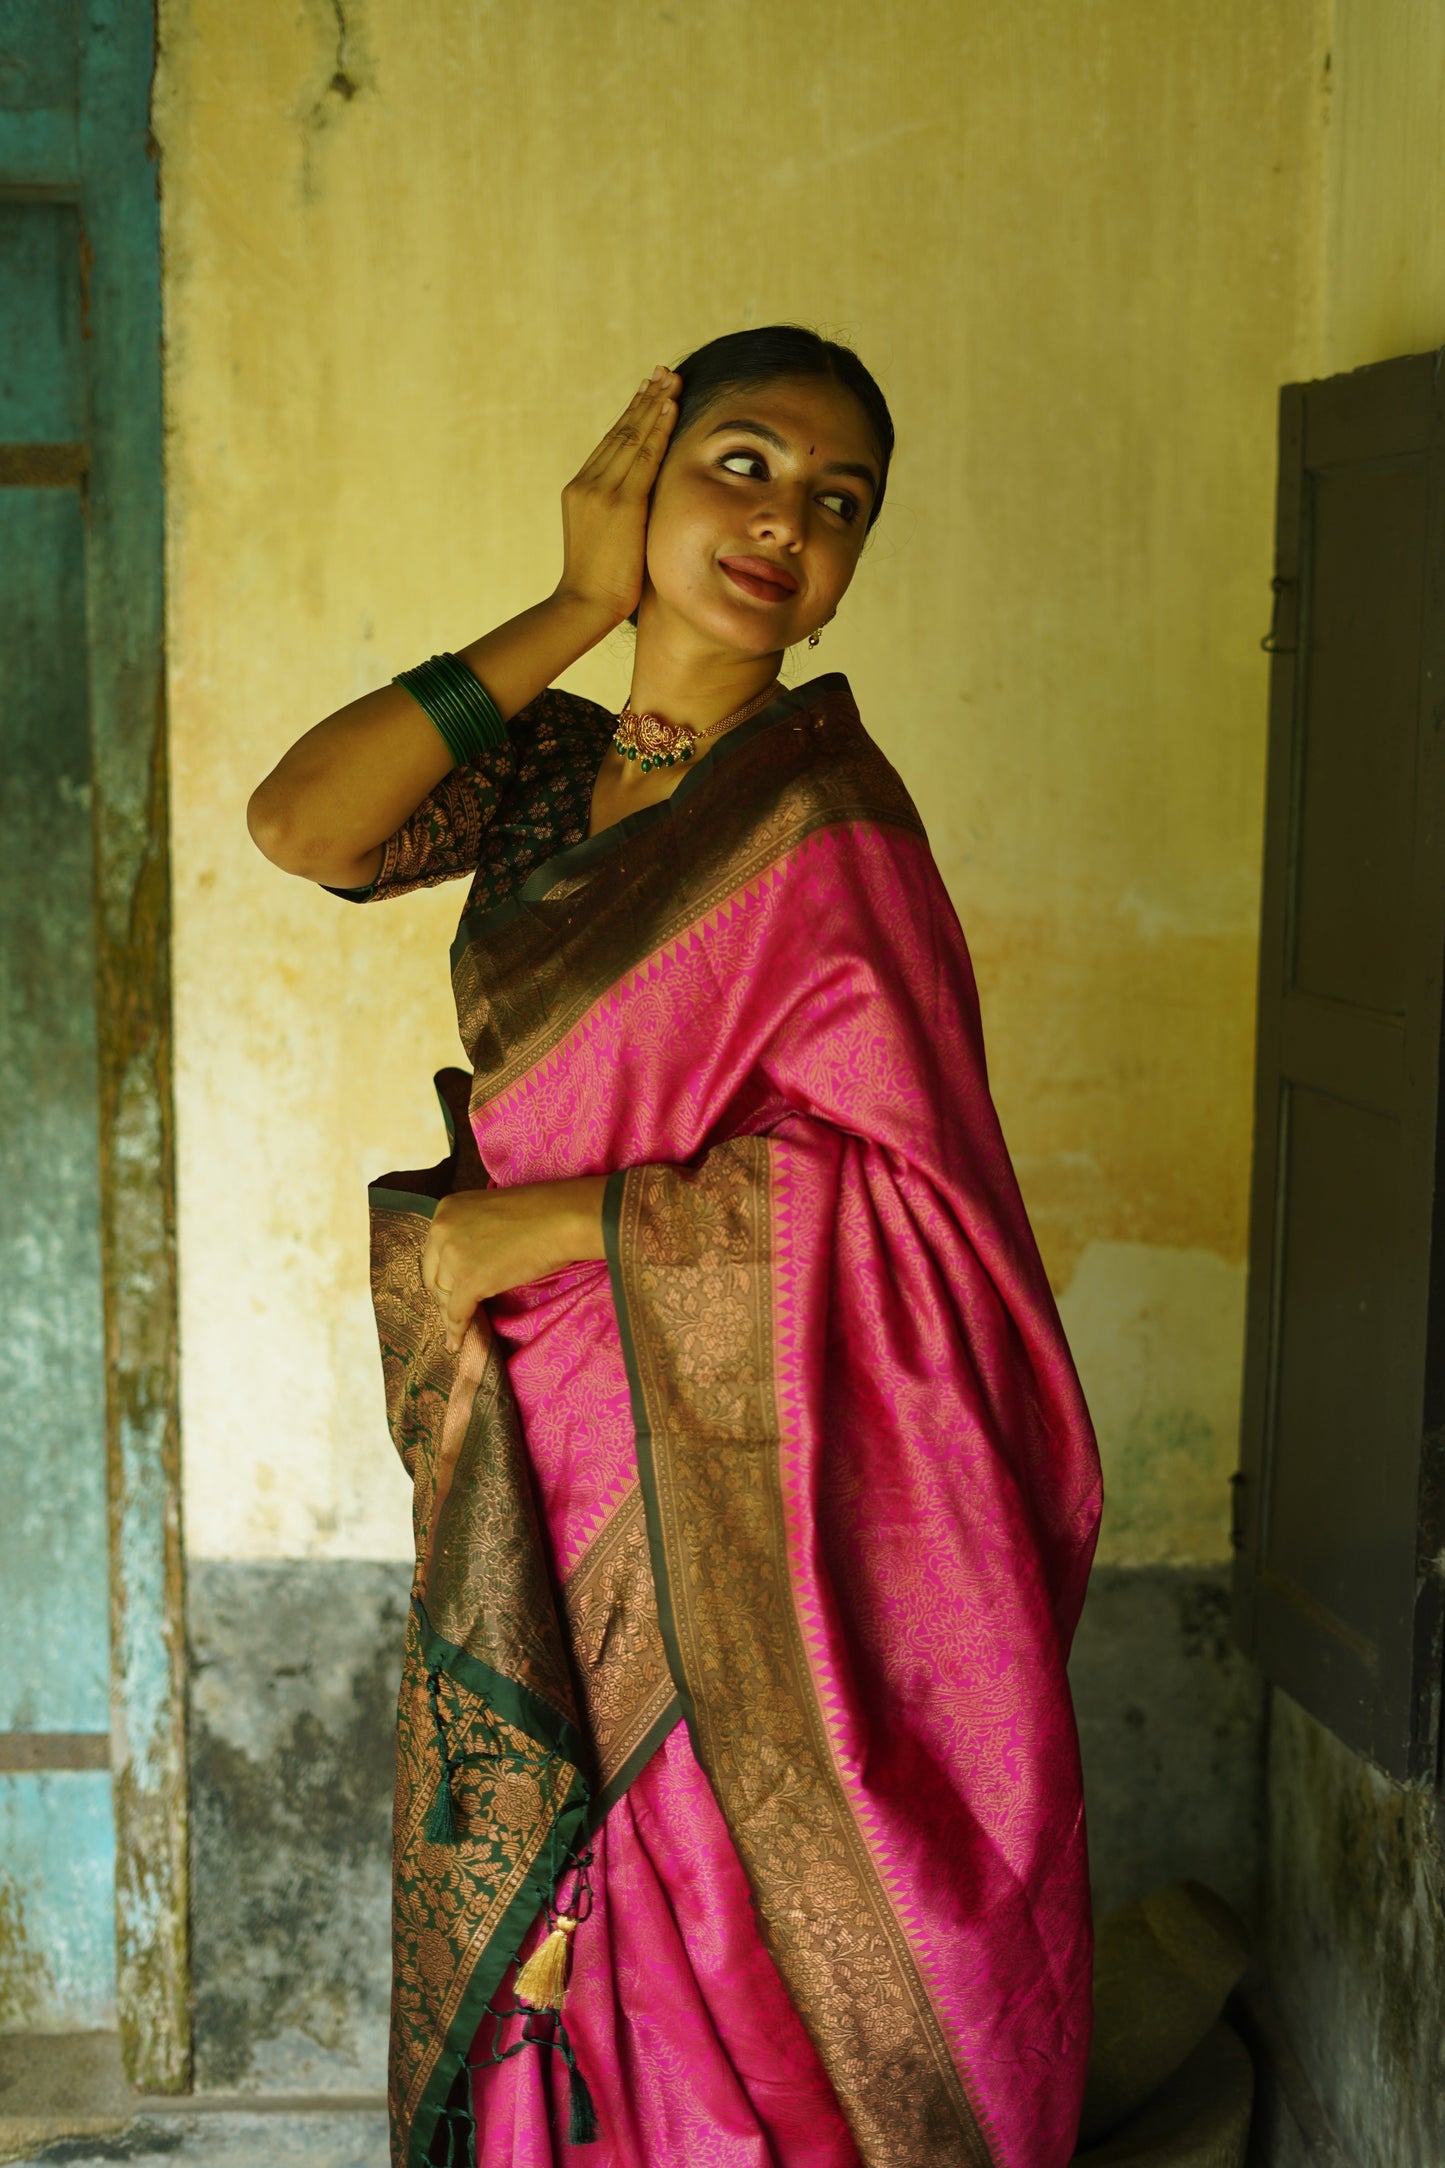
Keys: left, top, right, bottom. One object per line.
{"left": 249, "top": 327, "right": 1102, "bottom": 2168}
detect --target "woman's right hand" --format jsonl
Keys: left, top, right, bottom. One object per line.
{"left": 555, "top": 368, "right": 680, "bottom": 625}
{"left": 248, "top": 373, "right": 680, "bottom": 888}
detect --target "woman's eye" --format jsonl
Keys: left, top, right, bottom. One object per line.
{"left": 719, "top": 450, "right": 767, "bottom": 479}
{"left": 819, "top": 491, "right": 859, "bottom": 524}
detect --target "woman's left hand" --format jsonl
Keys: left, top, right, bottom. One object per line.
{"left": 421, "top": 1178, "right": 608, "bottom": 1351}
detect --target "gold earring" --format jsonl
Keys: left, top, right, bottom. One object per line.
{"left": 807, "top": 626, "right": 823, "bottom": 648}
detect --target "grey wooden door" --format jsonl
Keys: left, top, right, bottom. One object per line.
{"left": 1233, "top": 350, "right": 1445, "bottom": 1782}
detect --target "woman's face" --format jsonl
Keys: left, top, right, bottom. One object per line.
{"left": 639, "top": 375, "right": 882, "bottom": 656}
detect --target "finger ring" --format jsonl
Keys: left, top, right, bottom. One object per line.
{"left": 436, "top": 1281, "right": 453, "bottom": 1297}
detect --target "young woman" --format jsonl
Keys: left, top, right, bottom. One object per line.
{"left": 249, "top": 327, "right": 1102, "bottom": 2168}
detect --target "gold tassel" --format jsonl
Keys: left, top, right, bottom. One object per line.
{"left": 514, "top": 1915, "right": 577, "bottom": 2010}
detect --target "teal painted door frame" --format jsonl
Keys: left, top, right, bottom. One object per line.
{"left": 0, "top": 0, "right": 188, "bottom": 2089}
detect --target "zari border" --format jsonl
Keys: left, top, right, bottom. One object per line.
{"left": 372, "top": 1176, "right": 679, "bottom": 2165}
{"left": 452, "top": 681, "right": 927, "bottom": 1114}
{"left": 401, "top": 1604, "right": 590, "bottom": 2168}
{"left": 603, "top": 1153, "right": 995, "bottom": 2168}
{"left": 560, "top": 1486, "right": 682, "bottom": 1814}
{"left": 414, "top": 1598, "right": 589, "bottom": 1774}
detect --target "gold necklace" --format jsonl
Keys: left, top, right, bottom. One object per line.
{"left": 612, "top": 679, "right": 781, "bottom": 775}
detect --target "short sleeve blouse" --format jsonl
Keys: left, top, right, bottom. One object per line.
{"left": 332, "top": 687, "right": 615, "bottom": 919}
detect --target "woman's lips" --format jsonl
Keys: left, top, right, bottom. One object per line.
{"left": 718, "top": 556, "right": 800, "bottom": 604}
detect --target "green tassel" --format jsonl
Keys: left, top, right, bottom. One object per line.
{"left": 567, "top": 2058, "right": 598, "bottom": 2145}
{"left": 446, "top": 2099, "right": 475, "bottom": 2167}
{"left": 424, "top": 1774, "right": 459, "bottom": 1846}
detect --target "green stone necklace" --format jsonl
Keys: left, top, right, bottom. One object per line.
{"left": 612, "top": 678, "right": 781, "bottom": 775}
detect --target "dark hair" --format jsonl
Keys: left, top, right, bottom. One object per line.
{"left": 671, "top": 325, "right": 895, "bottom": 527}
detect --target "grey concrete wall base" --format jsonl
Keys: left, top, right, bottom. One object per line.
{"left": 187, "top": 1558, "right": 1268, "bottom": 2097}
{"left": 1232, "top": 1975, "right": 1357, "bottom": 2168}
{"left": 1265, "top": 1690, "right": 1445, "bottom": 2168}
{"left": 1069, "top": 1565, "right": 1267, "bottom": 1925}
{"left": 187, "top": 1561, "right": 412, "bottom": 2094}
{"left": 27, "top": 2109, "right": 388, "bottom": 2167}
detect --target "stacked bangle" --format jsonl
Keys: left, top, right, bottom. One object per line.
{"left": 394, "top": 652, "right": 508, "bottom": 767}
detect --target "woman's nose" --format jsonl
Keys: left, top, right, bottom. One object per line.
{"left": 750, "top": 483, "right": 808, "bottom": 546}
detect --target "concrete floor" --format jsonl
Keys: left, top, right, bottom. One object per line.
{"left": 0, "top": 2040, "right": 386, "bottom": 2168}
{"left": 24, "top": 2110, "right": 387, "bottom": 2168}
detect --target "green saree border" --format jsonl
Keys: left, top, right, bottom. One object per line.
{"left": 412, "top": 1598, "right": 591, "bottom": 1776}
{"left": 406, "top": 1700, "right": 678, "bottom": 2168}
{"left": 588, "top": 1697, "right": 681, "bottom": 1830}
{"left": 369, "top": 1185, "right": 442, "bottom": 1220}
{"left": 378, "top": 1174, "right": 684, "bottom": 2164}
{"left": 405, "top": 1601, "right": 591, "bottom": 2168}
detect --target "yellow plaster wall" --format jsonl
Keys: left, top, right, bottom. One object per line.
{"left": 155, "top": 0, "right": 1327, "bottom": 1564}
{"left": 1321, "top": 0, "right": 1445, "bottom": 372}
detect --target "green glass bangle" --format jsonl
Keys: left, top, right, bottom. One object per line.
{"left": 394, "top": 652, "right": 508, "bottom": 767}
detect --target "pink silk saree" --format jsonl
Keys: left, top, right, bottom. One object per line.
{"left": 365, "top": 675, "right": 1102, "bottom": 2168}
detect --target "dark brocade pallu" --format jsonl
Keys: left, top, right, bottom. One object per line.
{"left": 348, "top": 674, "right": 1102, "bottom": 2168}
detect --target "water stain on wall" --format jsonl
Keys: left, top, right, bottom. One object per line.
{"left": 187, "top": 1560, "right": 408, "bottom": 2091}
{"left": 1058, "top": 1241, "right": 1246, "bottom": 1564}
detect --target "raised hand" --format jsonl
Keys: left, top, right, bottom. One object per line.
{"left": 249, "top": 374, "right": 680, "bottom": 891}
{"left": 555, "top": 367, "right": 679, "bottom": 625}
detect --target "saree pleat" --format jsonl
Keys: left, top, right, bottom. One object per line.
{"left": 365, "top": 676, "right": 1101, "bottom": 2168}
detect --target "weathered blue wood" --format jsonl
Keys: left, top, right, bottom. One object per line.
{"left": 0, "top": 202, "right": 85, "bottom": 433}
{"left": 0, "top": 109, "right": 78, "bottom": 186}
{"left": 76, "top": 0, "right": 189, "bottom": 2091}
{"left": 0, "top": 145, "right": 116, "bottom": 2039}
{"left": 0, "top": 1774, "right": 117, "bottom": 2029}
{"left": 0, "top": 0, "right": 185, "bottom": 2086}
{"left": 0, "top": 482, "right": 111, "bottom": 1738}
{"left": 0, "top": 0, "right": 78, "bottom": 102}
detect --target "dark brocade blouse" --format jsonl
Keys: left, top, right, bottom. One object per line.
{"left": 333, "top": 687, "right": 615, "bottom": 915}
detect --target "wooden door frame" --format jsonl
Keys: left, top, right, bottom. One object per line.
{"left": 1, "top": 0, "right": 189, "bottom": 2088}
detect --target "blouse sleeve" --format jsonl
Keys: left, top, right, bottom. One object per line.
{"left": 325, "top": 735, "right": 519, "bottom": 903}
{"left": 327, "top": 687, "right": 615, "bottom": 905}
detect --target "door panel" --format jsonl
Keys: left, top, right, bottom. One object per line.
{"left": 0, "top": 85, "right": 115, "bottom": 2030}
{"left": 1290, "top": 461, "right": 1425, "bottom": 1017}
{"left": 0, "top": 1776, "right": 115, "bottom": 2029}
{"left": 1234, "top": 352, "right": 1445, "bottom": 1780}
{"left": 0, "top": 0, "right": 78, "bottom": 112}
{"left": 0, "top": 0, "right": 182, "bottom": 2079}
{"left": 1266, "top": 1085, "right": 1417, "bottom": 1643}
{"left": 0, "top": 202, "right": 85, "bottom": 435}
{"left": 0, "top": 489, "right": 110, "bottom": 1741}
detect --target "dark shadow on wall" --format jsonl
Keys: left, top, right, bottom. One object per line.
{"left": 186, "top": 1557, "right": 1266, "bottom": 2090}
{"left": 187, "top": 1561, "right": 411, "bottom": 2092}
{"left": 1071, "top": 1565, "right": 1268, "bottom": 1925}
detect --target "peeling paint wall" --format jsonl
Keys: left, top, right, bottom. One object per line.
{"left": 154, "top": 0, "right": 1328, "bottom": 1573}
{"left": 0, "top": 1779, "right": 116, "bottom": 2031}
{"left": 151, "top": 0, "right": 1347, "bottom": 2094}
